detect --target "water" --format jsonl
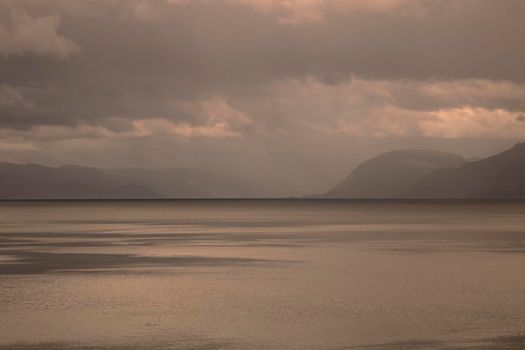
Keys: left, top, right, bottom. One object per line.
{"left": 1, "top": 200, "right": 525, "bottom": 349}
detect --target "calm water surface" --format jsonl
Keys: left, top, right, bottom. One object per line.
{"left": 1, "top": 200, "right": 525, "bottom": 349}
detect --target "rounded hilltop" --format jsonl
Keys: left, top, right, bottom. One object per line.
{"left": 324, "top": 149, "right": 466, "bottom": 198}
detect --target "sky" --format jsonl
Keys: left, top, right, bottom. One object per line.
{"left": 1, "top": 0, "right": 525, "bottom": 196}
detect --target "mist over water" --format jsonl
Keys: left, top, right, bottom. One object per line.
{"left": 1, "top": 200, "right": 525, "bottom": 349}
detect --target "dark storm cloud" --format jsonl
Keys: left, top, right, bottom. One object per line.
{"left": 1, "top": 0, "right": 525, "bottom": 195}
{"left": 2, "top": 0, "right": 525, "bottom": 125}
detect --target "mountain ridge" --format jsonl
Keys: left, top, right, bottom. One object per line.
{"left": 0, "top": 162, "right": 262, "bottom": 199}
{"left": 405, "top": 143, "right": 525, "bottom": 198}
{"left": 321, "top": 149, "right": 467, "bottom": 198}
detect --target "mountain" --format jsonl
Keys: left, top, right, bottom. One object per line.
{"left": 405, "top": 143, "right": 525, "bottom": 198}
{"left": 106, "top": 167, "right": 261, "bottom": 198}
{"left": 0, "top": 163, "right": 262, "bottom": 199}
{"left": 322, "top": 150, "right": 466, "bottom": 198}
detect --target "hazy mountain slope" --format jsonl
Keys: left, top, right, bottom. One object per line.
{"left": 108, "top": 168, "right": 263, "bottom": 198}
{"left": 406, "top": 143, "right": 525, "bottom": 198}
{"left": 0, "top": 163, "right": 261, "bottom": 199}
{"left": 0, "top": 163, "right": 160, "bottom": 199}
{"left": 323, "top": 150, "right": 466, "bottom": 198}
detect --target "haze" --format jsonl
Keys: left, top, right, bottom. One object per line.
{"left": 1, "top": 0, "right": 525, "bottom": 196}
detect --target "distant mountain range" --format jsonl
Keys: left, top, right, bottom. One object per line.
{"left": 322, "top": 150, "right": 466, "bottom": 198}
{"left": 406, "top": 143, "right": 525, "bottom": 198}
{"left": 321, "top": 143, "right": 525, "bottom": 199}
{"left": 0, "top": 163, "right": 262, "bottom": 199}
{"left": 3, "top": 143, "right": 525, "bottom": 199}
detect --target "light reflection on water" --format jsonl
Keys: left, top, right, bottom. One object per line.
{"left": 1, "top": 200, "right": 525, "bottom": 349}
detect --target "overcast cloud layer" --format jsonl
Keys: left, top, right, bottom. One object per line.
{"left": 1, "top": 0, "right": 525, "bottom": 195}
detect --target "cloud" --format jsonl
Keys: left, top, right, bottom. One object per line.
{"left": 255, "top": 0, "right": 419, "bottom": 24}
{"left": 131, "top": 117, "right": 242, "bottom": 138}
{"left": 1, "top": 0, "right": 525, "bottom": 195}
{"left": 420, "top": 107, "right": 525, "bottom": 138}
{"left": 0, "top": 11, "right": 80, "bottom": 59}
{"left": 169, "top": 0, "right": 417, "bottom": 24}
{"left": 236, "top": 77, "right": 525, "bottom": 138}
{"left": 0, "top": 115, "right": 243, "bottom": 143}
{"left": 335, "top": 106, "right": 525, "bottom": 139}
{"left": 131, "top": 1, "right": 162, "bottom": 22}
{"left": 0, "top": 85, "right": 34, "bottom": 108}
{"left": 3, "top": 77, "right": 525, "bottom": 141}
{"left": 0, "top": 139, "right": 37, "bottom": 152}
{"left": 177, "top": 97, "right": 257, "bottom": 134}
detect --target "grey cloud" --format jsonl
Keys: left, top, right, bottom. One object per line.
{"left": 0, "top": 10, "right": 79, "bottom": 59}
{"left": 1, "top": 0, "right": 525, "bottom": 196}
{"left": 0, "top": 85, "right": 33, "bottom": 108}
{"left": 0, "top": 1, "right": 524, "bottom": 125}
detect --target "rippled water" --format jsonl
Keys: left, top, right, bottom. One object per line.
{"left": 1, "top": 200, "right": 525, "bottom": 349}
